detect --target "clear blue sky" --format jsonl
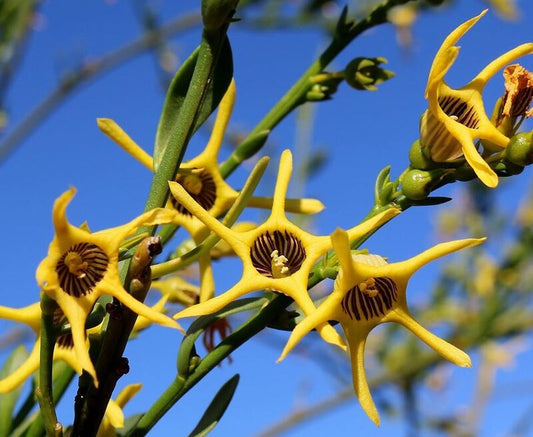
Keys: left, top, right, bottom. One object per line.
{"left": 1, "top": 1, "right": 533, "bottom": 436}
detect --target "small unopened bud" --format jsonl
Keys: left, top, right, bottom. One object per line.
{"left": 306, "top": 75, "right": 342, "bottom": 101}
{"left": 409, "top": 139, "right": 435, "bottom": 170}
{"left": 402, "top": 169, "right": 433, "bottom": 200}
{"left": 504, "top": 132, "right": 533, "bottom": 166}
{"left": 344, "top": 57, "right": 394, "bottom": 91}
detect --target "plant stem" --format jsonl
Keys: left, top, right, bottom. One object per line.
{"left": 219, "top": 0, "right": 413, "bottom": 178}
{"left": 36, "top": 295, "right": 62, "bottom": 437}
{"left": 128, "top": 295, "right": 292, "bottom": 436}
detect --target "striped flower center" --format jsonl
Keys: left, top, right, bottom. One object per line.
{"left": 341, "top": 276, "right": 398, "bottom": 321}
{"left": 171, "top": 169, "right": 216, "bottom": 216}
{"left": 56, "top": 243, "right": 109, "bottom": 297}
{"left": 250, "top": 230, "right": 306, "bottom": 278}
{"left": 438, "top": 95, "right": 480, "bottom": 129}
{"left": 53, "top": 308, "right": 74, "bottom": 349}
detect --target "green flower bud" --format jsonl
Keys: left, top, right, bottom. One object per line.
{"left": 306, "top": 78, "right": 341, "bottom": 102}
{"left": 409, "top": 139, "right": 436, "bottom": 170}
{"left": 401, "top": 169, "right": 433, "bottom": 200}
{"left": 344, "top": 57, "right": 395, "bottom": 91}
{"left": 504, "top": 131, "right": 533, "bottom": 166}
{"left": 202, "top": 0, "right": 239, "bottom": 30}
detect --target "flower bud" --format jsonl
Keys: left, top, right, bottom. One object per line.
{"left": 202, "top": 0, "right": 238, "bottom": 30}
{"left": 306, "top": 78, "right": 341, "bottom": 101}
{"left": 504, "top": 131, "right": 533, "bottom": 166}
{"left": 401, "top": 169, "right": 432, "bottom": 200}
{"left": 409, "top": 139, "right": 435, "bottom": 170}
{"left": 344, "top": 57, "right": 394, "bottom": 91}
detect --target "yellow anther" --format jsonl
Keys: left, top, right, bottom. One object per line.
{"left": 358, "top": 278, "right": 378, "bottom": 297}
{"left": 64, "top": 252, "right": 88, "bottom": 278}
{"left": 271, "top": 250, "right": 290, "bottom": 278}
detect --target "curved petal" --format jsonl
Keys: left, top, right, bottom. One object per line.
{"left": 344, "top": 324, "right": 380, "bottom": 426}
{"left": 278, "top": 290, "right": 344, "bottom": 362}
{"left": 390, "top": 238, "right": 485, "bottom": 279}
{"left": 0, "top": 342, "right": 40, "bottom": 393}
{"left": 198, "top": 253, "right": 215, "bottom": 303}
{"left": 247, "top": 196, "right": 325, "bottom": 215}
{"left": 269, "top": 150, "right": 293, "bottom": 220}
{"left": 104, "top": 399, "right": 124, "bottom": 429}
{"left": 389, "top": 308, "right": 471, "bottom": 367}
{"left": 345, "top": 208, "right": 400, "bottom": 243}
{"left": 198, "top": 79, "right": 236, "bottom": 163}
{"left": 97, "top": 118, "right": 154, "bottom": 171}
{"left": 173, "top": 280, "right": 251, "bottom": 320}
{"left": 53, "top": 187, "right": 77, "bottom": 235}
{"left": 115, "top": 383, "right": 142, "bottom": 408}
{"left": 168, "top": 181, "right": 247, "bottom": 255}
{"left": 426, "top": 10, "right": 486, "bottom": 97}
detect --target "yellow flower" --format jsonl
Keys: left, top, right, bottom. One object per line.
{"left": 0, "top": 296, "right": 170, "bottom": 393}
{"left": 98, "top": 80, "right": 323, "bottom": 304}
{"left": 150, "top": 276, "right": 199, "bottom": 307}
{"left": 278, "top": 228, "right": 484, "bottom": 425}
{"left": 97, "top": 383, "right": 142, "bottom": 437}
{"left": 35, "top": 188, "right": 181, "bottom": 384}
{"left": 419, "top": 10, "right": 533, "bottom": 187}
{"left": 170, "top": 150, "right": 400, "bottom": 350}
{"left": 0, "top": 303, "right": 85, "bottom": 393}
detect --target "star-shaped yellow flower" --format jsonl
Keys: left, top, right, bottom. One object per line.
{"left": 170, "top": 150, "right": 400, "bottom": 350}
{"left": 35, "top": 188, "right": 181, "bottom": 384}
{"left": 278, "top": 228, "right": 485, "bottom": 425}
{"left": 0, "top": 303, "right": 85, "bottom": 393}
{"left": 98, "top": 80, "right": 323, "bottom": 303}
{"left": 420, "top": 10, "right": 533, "bottom": 187}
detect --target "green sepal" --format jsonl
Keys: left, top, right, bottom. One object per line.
{"left": 0, "top": 345, "right": 29, "bottom": 437}
{"left": 374, "top": 165, "right": 398, "bottom": 206}
{"left": 407, "top": 196, "right": 452, "bottom": 206}
{"left": 187, "top": 374, "right": 240, "bottom": 437}
{"left": 153, "top": 38, "right": 233, "bottom": 171}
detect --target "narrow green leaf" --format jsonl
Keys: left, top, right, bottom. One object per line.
{"left": 117, "top": 414, "right": 144, "bottom": 437}
{"left": 153, "top": 37, "right": 233, "bottom": 171}
{"left": 0, "top": 345, "right": 29, "bottom": 437}
{"left": 188, "top": 374, "right": 240, "bottom": 437}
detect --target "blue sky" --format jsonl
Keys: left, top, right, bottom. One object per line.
{"left": 1, "top": 1, "right": 533, "bottom": 436}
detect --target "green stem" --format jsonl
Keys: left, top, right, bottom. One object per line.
{"left": 219, "top": 0, "right": 413, "bottom": 178}
{"left": 37, "top": 295, "right": 62, "bottom": 437}
{"left": 128, "top": 295, "right": 292, "bottom": 436}
{"left": 144, "top": 27, "right": 228, "bottom": 217}
{"left": 25, "top": 365, "right": 75, "bottom": 437}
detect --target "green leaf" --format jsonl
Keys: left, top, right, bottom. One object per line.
{"left": 153, "top": 37, "right": 233, "bottom": 171}
{"left": 188, "top": 374, "right": 240, "bottom": 437}
{"left": 0, "top": 345, "right": 29, "bottom": 437}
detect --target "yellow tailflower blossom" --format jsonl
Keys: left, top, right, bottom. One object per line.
{"left": 98, "top": 80, "right": 323, "bottom": 303}
{"left": 150, "top": 276, "right": 199, "bottom": 306}
{"left": 170, "top": 150, "right": 400, "bottom": 350}
{"left": 278, "top": 228, "right": 484, "bottom": 425}
{"left": 0, "top": 296, "right": 171, "bottom": 393}
{"left": 35, "top": 188, "right": 182, "bottom": 384}
{"left": 97, "top": 383, "right": 142, "bottom": 437}
{"left": 0, "top": 303, "right": 83, "bottom": 393}
{"left": 420, "top": 10, "right": 533, "bottom": 187}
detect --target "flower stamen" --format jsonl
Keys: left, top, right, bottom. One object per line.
{"left": 341, "top": 277, "right": 398, "bottom": 321}
{"left": 250, "top": 230, "right": 306, "bottom": 278}
{"left": 56, "top": 243, "right": 109, "bottom": 297}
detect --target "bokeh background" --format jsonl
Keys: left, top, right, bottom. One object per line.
{"left": 1, "top": 1, "right": 533, "bottom": 435}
